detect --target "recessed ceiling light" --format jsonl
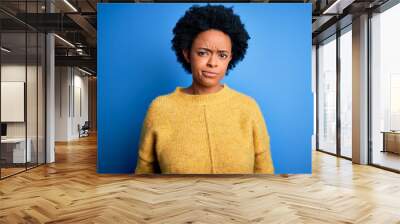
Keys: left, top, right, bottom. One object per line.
{"left": 322, "top": 0, "right": 355, "bottom": 15}
{"left": 78, "top": 67, "right": 93, "bottom": 76}
{"left": 63, "top": 0, "right": 78, "bottom": 12}
{"left": 54, "top": 34, "right": 75, "bottom": 48}
{"left": 1, "top": 47, "right": 11, "bottom": 53}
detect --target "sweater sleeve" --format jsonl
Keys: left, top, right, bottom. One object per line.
{"left": 252, "top": 100, "right": 274, "bottom": 174}
{"left": 134, "top": 101, "right": 159, "bottom": 174}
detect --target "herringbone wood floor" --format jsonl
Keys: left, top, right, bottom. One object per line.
{"left": 1, "top": 134, "right": 400, "bottom": 224}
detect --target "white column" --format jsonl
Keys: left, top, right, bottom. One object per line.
{"left": 46, "top": 33, "right": 55, "bottom": 163}
{"left": 46, "top": 1, "right": 55, "bottom": 163}
{"left": 312, "top": 45, "right": 317, "bottom": 151}
{"left": 352, "top": 14, "right": 369, "bottom": 164}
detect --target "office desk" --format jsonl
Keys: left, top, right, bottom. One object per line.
{"left": 1, "top": 138, "right": 32, "bottom": 163}
{"left": 381, "top": 131, "right": 400, "bottom": 154}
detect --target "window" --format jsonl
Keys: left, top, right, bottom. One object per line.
{"left": 371, "top": 2, "right": 400, "bottom": 171}
{"left": 339, "top": 27, "right": 352, "bottom": 158}
{"left": 318, "top": 35, "right": 337, "bottom": 154}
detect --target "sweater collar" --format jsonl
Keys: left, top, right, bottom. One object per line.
{"left": 173, "top": 84, "right": 233, "bottom": 105}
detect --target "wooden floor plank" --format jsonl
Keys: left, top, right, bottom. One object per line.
{"left": 0, "top": 134, "right": 400, "bottom": 223}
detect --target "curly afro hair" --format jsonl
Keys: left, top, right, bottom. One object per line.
{"left": 171, "top": 4, "right": 250, "bottom": 74}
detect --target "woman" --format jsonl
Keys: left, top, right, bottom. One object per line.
{"left": 135, "top": 4, "right": 274, "bottom": 174}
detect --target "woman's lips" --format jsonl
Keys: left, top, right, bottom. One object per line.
{"left": 202, "top": 71, "right": 218, "bottom": 78}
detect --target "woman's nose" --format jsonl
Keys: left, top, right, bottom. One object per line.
{"left": 207, "top": 54, "right": 218, "bottom": 68}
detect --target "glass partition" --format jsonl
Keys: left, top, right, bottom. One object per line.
{"left": 0, "top": 1, "right": 46, "bottom": 179}
{"left": 1, "top": 30, "right": 28, "bottom": 177}
{"left": 27, "top": 30, "right": 38, "bottom": 169}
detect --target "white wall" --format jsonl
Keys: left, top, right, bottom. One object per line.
{"left": 55, "top": 66, "right": 70, "bottom": 141}
{"left": 55, "top": 67, "right": 89, "bottom": 141}
{"left": 1, "top": 65, "right": 40, "bottom": 138}
{"left": 70, "top": 71, "right": 89, "bottom": 139}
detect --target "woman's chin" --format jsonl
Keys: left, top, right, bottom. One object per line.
{"left": 198, "top": 80, "right": 220, "bottom": 88}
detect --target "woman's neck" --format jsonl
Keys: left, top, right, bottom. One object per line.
{"left": 184, "top": 83, "right": 224, "bottom": 95}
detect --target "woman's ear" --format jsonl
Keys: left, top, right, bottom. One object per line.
{"left": 182, "top": 49, "right": 190, "bottom": 63}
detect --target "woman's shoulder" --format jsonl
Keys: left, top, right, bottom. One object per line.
{"left": 148, "top": 93, "right": 173, "bottom": 109}
{"left": 146, "top": 90, "right": 180, "bottom": 112}
{"left": 228, "top": 88, "right": 265, "bottom": 122}
{"left": 143, "top": 93, "right": 176, "bottom": 123}
{"left": 228, "top": 88, "right": 259, "bottom": 108}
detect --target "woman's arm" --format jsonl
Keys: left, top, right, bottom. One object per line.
{"left": 135, "top": 101, "right": 159, "bottom": 174}
{"left": 252, "top": 100, "right": 274, "bottom": 174}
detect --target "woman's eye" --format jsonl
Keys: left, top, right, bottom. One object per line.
{"left": 198, "top": 51, "right": 208, "bottom": 56}
{"left": 219, "top": 54, "right": 228, "bottom": 59}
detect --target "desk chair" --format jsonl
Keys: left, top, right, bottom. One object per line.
{"left": 78, "top": 121, "right": 90, "bottom": 138}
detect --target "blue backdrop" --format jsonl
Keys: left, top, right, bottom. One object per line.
{"left": 97, "top": 3, "right": 312, "bottom": 174}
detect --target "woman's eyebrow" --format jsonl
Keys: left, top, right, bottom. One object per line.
{"left": 198, "top": 48, "right": 230, "bottom": 53}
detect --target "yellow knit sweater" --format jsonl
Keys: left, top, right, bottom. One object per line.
{"left": 134, "top": 84, "right": 274, "bottom": 174}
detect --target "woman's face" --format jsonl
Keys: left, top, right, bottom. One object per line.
{"left": 183, "top": 29, "right": 232, "bottom": 88}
